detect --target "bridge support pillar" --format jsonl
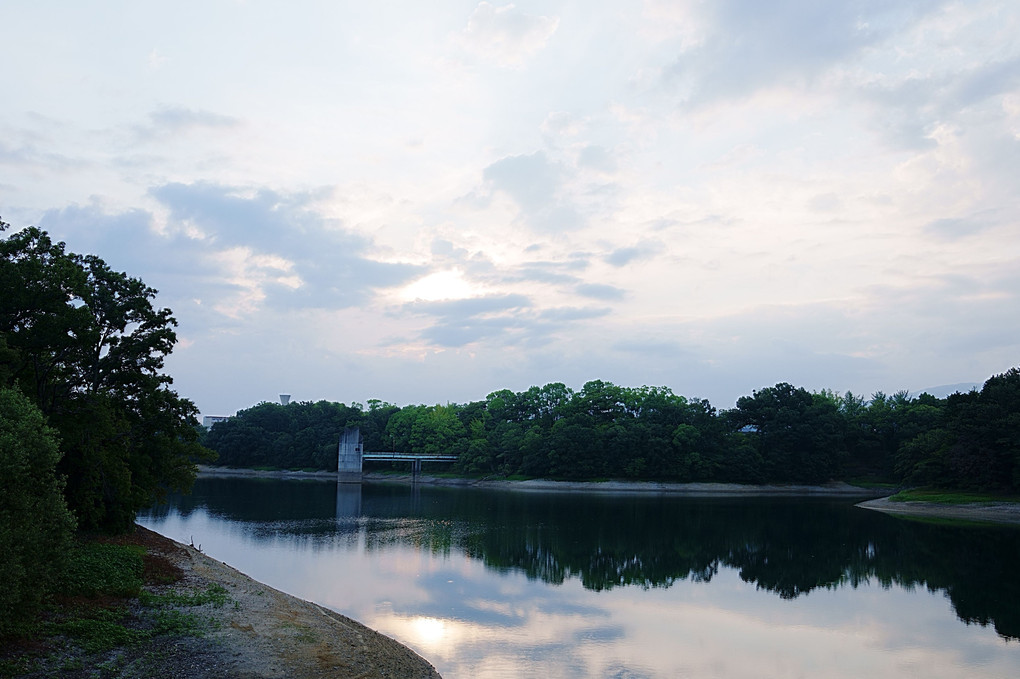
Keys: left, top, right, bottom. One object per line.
{"left": 338, "top": 427, "right": 363, "bottom": 483}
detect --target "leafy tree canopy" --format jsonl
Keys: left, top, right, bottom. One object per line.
{"left": 0, "top": 220, "right": 212, "bottom": 532}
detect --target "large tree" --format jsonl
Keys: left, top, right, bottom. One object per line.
{"left": 0, "top": 221, "right": 211, "bottom": 531}
{"left": 729, "top": 382, "right": 846, "bottom": 483}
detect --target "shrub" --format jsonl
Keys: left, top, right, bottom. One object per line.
{"left": 0, "top": 387, "right": 76, "bottom": 636}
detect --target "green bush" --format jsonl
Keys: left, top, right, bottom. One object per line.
{"left": 0, "top": 387, "right": 76, "bottom": 636}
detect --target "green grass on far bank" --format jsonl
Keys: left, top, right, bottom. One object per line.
{"left": 845, "top": 478, "right": 899, "bottom": 490}
{"left": 889, "top": 488, "right": 1020, "bottom": 504}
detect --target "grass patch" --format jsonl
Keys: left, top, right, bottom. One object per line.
{"left": 846, "top": 478, "right": 899, "bottom": 489}
{"left": 46, "top": 611, "right": 143, "bottom": 653}
{"left": 150, "top": 609, "right": 216, "bottom": 636}
{"left": 428, "top": 470, "right": 477, "bottom": 479}
{"left": 140, "top": 584, "right": 230, "bottom": 608}
{"left": 1, "top": 529, "right": 233, "bottom": 677}
{"left": 59, "top": 540, "right": 144, "bottom": 598}
{"left": 889, "top": 488, "right": 1020, "bottom": 504}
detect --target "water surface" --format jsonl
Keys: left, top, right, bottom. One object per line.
{"left": 138, "top": 477, "right": 1020, "bottom": 678}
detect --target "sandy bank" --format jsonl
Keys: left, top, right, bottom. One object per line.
{"left": 856, "top": 497, "right": 1020, "bottom": 526}
{"left": 133, "top": 525, "right": 441, "bottom": 678}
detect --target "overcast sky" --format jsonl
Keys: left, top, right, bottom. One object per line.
{"left": 3, "top": 1, "right": 1019, "bottom": 416}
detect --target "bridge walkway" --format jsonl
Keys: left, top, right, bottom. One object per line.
{"left": 339, "top": 427, "right": 458, "bottom": 483}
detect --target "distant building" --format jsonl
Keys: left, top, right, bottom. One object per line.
{"left": 280, "top": 394, "right": 291, "bottom": 405}
{"left": 202, "top": 415, "right": 230, "bottom": 428}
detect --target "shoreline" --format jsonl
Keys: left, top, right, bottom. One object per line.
{"left": 139, "top": 525, "right": 441, "bottom": 678}
{"left": 855, "top": 496, "right": 1020, "bottom": 526}
{"left": 197, "top": 465, "right": 1020, "bottom": 525}
{"left": 196, "top": 465, "right": 884, "bottom": 497}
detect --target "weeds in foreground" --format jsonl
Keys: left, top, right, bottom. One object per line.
{"left": 0, "top": 531, "right": 235, "bottom": 678}
{"left": 140, "top": 584, "right": 230, "bottom": 608}
{"left": 45, "top": 610, "right": 144, "bottom": 653}
{"left": 59, "top": 540, "right": 145, "bottom": 598}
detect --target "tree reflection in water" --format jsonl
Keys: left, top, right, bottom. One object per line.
{"left": 143, "top": 477, "right": 1020, "bottom": 640}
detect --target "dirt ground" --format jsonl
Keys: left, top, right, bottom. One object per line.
{"left": 6, "top": 526, "right": 441, "bottom": 679}
{"left": 139, "top": 526, "right": 442, "bottom": 678}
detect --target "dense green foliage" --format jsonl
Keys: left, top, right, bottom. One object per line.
{"left": 0, "top": 387, "right": 76, "bottom": 637}
{"left": 0, "top": 221, "right": 212, "bottom": 532}
{"left": 203, "top": 399, "right": 391, "bottom": 468}
{"left": 203, "top": 369, "right": 1020, "bottom": 492}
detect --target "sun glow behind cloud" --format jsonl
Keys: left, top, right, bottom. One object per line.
{"left": 399, "top": 269, "right": 481, "bottom": 302}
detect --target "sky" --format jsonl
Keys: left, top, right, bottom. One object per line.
{"left": 2, "top": 1, "right": 1019, "bottom": 417}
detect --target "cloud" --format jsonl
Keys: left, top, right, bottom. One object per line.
{"left": 947, "top": 57, "right": 1020, "bottom": 110}
{"left": 460, "top": 2, "right": 559, "bottom": 67}
{"left": 482, "top": 152, "right": 585, "bottom": 232}
{"left": 421, "top": 316, "right": 524, "bottom": 348}
{"left": 36, "top": 202, "right": 244, "bottom": 325}
{"left": 612, "top": 339, "right": 690, "bottom": 358}
{"left": 37, "top": 184, "right": 423, "bottom": 323}
{"left": 131, "top": 106, "right": 240, "bottom": 143}
{"left": 539, "top": 307, "right": 612, "bottom": 322}
{"left": 38, "top": 203, "right": 164, "bottom": 273}
{"left": 149, "top": 106, "right": 238, "bottom": 132}
{"left": 575, "top": 283, "right": 626, "bottom": 301}
{"left": 400, "top": 293, "right": 533, "bottom": 348}
{"left": 491, "top": 258, "right": 589, "bottom": 285}
{"left": 483, "top": 152, "right": 561, "bottom": 211}
{"left": 148, "top": 182, "right": 424, "bottom": 310}
{"left": 0, "top": 138, "right": 87, "bottom": 172}
{"left": 662, "top": 1, "right": 947, "bottom": 105}
{"left": 541, "top": 111, "right": 585, "bottom": 139}
{"left": 398, "top": 294, "right": 615, "bottom": 349}
{"left": 405, "top": 294, "right": 532, "bottom": 318}
{"left": 431, "top": 238, "right": 470, "bottom": 260}
{"left": 577, "top": 145, "right": 616, "bottom": 174}
{"left": 5, "top": 0, "right": 1017, "bottom": 417}
{"left": 604, "top": 242, "right": 661, "bottom": 267}
{"left": 924, "top": 215, "right": 993, "bottom": 240}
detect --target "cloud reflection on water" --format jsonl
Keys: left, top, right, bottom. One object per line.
{"left": 140, "top": 504, "right": 1020, "bottom": 679}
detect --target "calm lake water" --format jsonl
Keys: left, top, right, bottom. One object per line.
{"left": 137, "top": 477, "right": 1020, "bottom": 679}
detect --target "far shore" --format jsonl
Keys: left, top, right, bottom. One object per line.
{"left": 196, "top": 465, "right": 1020, "bottom": 525}
{"left": 195, "top": 465, "right": 883, "bottom": 497}
{"left": 855, "top": 496, "right": 1020, "bottom": 526}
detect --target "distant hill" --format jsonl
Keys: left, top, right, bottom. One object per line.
{"left": 913, "top": 382, "right": 981, "bottom": 399}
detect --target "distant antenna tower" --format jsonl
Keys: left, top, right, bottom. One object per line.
{"left": 280, "top": 394, "right": 291, "bottom": 405}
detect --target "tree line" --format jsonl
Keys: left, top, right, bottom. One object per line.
{"left": 1, "top": 221, "right": 209, "bottom": 635}
{"left": 204, "top": 369, "right": 1020, "bottom": 492}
